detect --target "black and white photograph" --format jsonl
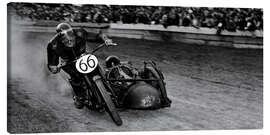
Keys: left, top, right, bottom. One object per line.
{"left": 6, "top": 1, "right": 263, "bottom": 134}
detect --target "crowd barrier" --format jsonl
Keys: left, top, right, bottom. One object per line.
{"left": 17, "top": 20, "right": 263, "bottom": 49}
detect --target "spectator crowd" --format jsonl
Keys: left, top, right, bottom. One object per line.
{"left": 9, "top": 3, "right": 263, "bottom": 32}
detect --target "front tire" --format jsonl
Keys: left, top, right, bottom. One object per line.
{"left": 93, "top": 75, "right": 123, "bottom": 126}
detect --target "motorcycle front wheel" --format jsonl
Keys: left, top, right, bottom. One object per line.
{"left": 94, "top": 75, "right": 123, "bottom": 126}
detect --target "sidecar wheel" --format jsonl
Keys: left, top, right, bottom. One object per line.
{"left": 94, "top": 76, "right": 123, "bottom": 126}
{"left": 144, "top": 67, "right": 164, "bottom": 89}
{"left": 144, "top": 67, "right": 171, "bottom": 107}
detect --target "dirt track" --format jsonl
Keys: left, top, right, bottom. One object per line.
{"left": 7, "top": 23, "right": 263, "bottom": 133}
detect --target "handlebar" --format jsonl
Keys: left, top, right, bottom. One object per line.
{"left": 57, "top": 42, "right": 118, "bottom": 69}
{"left": 92, "top": 42, "right": 118, "bottom": 54}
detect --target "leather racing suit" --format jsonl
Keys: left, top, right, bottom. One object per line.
{"left": 47, "top": 28, "right": 109, "bottom": 98}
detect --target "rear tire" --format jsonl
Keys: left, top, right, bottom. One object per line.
{"left": 94, "top": 76, "right": 123, "bottom": 126}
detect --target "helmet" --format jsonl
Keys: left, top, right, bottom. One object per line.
{"left": 105, "top": 55, "right": 121, "bottom": 68}
{"left": 56, "top": 22, "right": 72, "bottom": 33}
{"left": 56, "top": 23, "right": 76, "bottom": 47}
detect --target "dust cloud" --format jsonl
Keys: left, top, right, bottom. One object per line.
{"left": 8, "top": 21, "right": 72, "bottom": 97}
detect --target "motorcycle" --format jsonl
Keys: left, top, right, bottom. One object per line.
{"left": 57, "top": 41, "right": 171, "bottom": 126}
{"left": 58, "top": 42, "right": 123, "bottom": 126}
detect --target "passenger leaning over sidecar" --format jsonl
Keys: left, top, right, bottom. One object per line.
{"left": 47, "top": 22, "right": 114, "bottom": 109}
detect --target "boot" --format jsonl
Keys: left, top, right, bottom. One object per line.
{"left": 69, "top": 79, "right": 85, "bottom": 109}
{"left": 73, "top": 96, "right": 84, "bottom": 109}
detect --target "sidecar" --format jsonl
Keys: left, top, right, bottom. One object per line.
{"left": 105, "top": 56, "right": 171, "bottom": 109}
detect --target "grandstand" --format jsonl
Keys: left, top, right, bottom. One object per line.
{"left": 8, "top": 3, "right": 263, "bottom": 32}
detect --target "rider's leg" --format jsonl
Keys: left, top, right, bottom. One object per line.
{"left": 68, "top": 78, "right": 84, "bottom": 98}
{"left": 69, "top": 78, "right": 85, "bottom": 109}
{"left": 62, "top": 65, "right": 84, "bottom": 109}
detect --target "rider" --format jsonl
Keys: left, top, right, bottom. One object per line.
{"left": 47, "top": 22, "right": 113, "bottom": 109}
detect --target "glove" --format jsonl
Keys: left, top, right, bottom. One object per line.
{"left": 104, "top": 39, "right": 114, "bottom": 46}
{"left": 48, "top": 65, "right": 60, "bottom": 74}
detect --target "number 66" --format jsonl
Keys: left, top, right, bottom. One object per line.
{"left": 76, "top": 54, "right": 98, "bottom": 73}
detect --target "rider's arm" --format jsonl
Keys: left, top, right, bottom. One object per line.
{"left": 75, "top": 28, "right": 113, "bottom": 49}
{"left": 47, "top": 34, "right": 60, "bottom": 73}
{"left": 97, "top": 31, "right": 110, "bottom": 42}
{"left": 77, "top": 28, "right": 111, "bottom": 43}
{"left": 96, "top": 30, "right": 112, "bottom": 44}
{"left": 47, "top": 43, "right": 59, "bottom": 66}
{"left": 74, "top": 28, "right": 101, "bottom": 42}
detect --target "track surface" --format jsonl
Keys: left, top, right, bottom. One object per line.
{"left": 7, "top": 24, "right": 263, "bottom": 133}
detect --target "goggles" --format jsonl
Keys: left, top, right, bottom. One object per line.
{"left": 61, "top": 28, "right": 76, "bottom": 47}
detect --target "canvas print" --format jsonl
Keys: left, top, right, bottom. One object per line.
{"left": 7, "top": 2, "right": 263, "bottom": 133}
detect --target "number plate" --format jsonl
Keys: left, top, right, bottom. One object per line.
{"left": 75, "top": 54, "right": 98, "bottom": 74}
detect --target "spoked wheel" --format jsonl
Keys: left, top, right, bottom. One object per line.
{"left": 94, "top": 76, "right": 123, "bottom": 126}
{"left": 144, "top": 66, "right": 171, "bottom": 107}
{"left": 144, "top": 66, "right": 164, "bottom": 90}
